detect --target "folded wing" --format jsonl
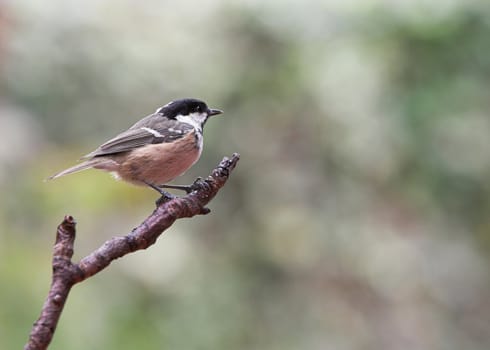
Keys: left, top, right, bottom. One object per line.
{"left": 83, "top": 116, "right": 194, "bottom": 158}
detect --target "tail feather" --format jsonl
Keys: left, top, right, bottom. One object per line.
{"left": 47, "top": 159, "right": 100, "bottom": 181}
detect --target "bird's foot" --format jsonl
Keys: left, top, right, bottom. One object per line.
{"left": 143, "top": 181, "right": 176, "bottom": 206}
{"left": 158, "top": 177, "right": 205, "bottom": 194}
{"left": 155, "top": 192, "right": 175, "bottom": 206}
{"left": 189, "top": 177, "right": 207, "bottom": 192}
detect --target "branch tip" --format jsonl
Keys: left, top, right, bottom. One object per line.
{"left": 63, "top": 215, "right": 76, "bottom": 226}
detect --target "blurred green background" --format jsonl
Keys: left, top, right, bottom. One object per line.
{"left": 1, "top": 0, "right": 490, "bottom": 349}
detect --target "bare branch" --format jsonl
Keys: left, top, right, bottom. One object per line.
{"left": 24, "top": 153, "right": 240, "bottom": 350}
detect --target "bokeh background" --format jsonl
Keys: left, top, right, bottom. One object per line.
{"left": 1, "top": 0, "right": 490, "bottom": 349}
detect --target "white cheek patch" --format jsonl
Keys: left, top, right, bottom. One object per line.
{"left": 191, "top": 112, "right": 208, "bottom": 125}
{"left": 176, "top": 113, "right": 207, "bottom": 132}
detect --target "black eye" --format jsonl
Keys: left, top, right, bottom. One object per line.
{"left": 196, "top": 105, "right": 202, "bottom": 113}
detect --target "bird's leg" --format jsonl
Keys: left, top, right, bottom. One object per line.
{"left": 158, "top": 184, "right": 192, "bottom": 193}
{"left": 144, "top": 181, "right": 175, "bottom": 205}
{"left": 159, "top": 177, "right": 205, "bottom": 194}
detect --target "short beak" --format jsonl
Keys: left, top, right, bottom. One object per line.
{"left": 208, "top": 108, "right": 223, "bottom": 116}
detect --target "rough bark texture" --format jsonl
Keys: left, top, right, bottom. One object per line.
{"left": 24, "top": 153, "right": 240, "bottom": 350}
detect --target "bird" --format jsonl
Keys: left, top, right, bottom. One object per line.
{"left": 48, "top": 98, "right": 223, "bottom": 197}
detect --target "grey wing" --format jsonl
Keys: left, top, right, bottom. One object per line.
{"left": 82, "top": 116, "right": 193, "bottom": 158}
